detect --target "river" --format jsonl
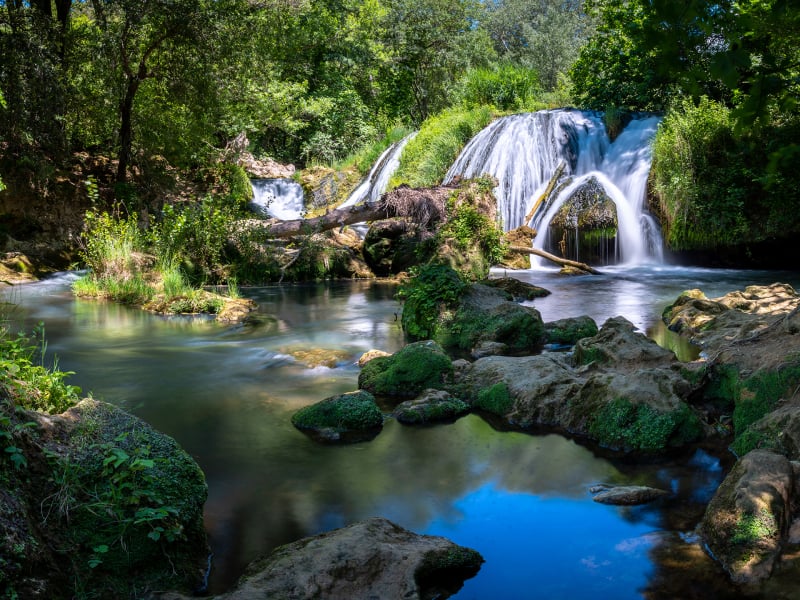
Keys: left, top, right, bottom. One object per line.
{"left": 5, "top": 265, "right": 800, "bottom": 599}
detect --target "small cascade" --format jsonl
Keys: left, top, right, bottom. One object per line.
{"left": 339, "top": 133, "right": 416, "bottom": 209}
{"left": 250, "top": 178, "right": 305, "bottom": 220}
{"left": 445, "top": 109, "right": 663, "bottom": 267}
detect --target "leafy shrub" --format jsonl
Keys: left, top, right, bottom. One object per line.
{"left": 390, "top": 105, "right": 494, "bottom": 189}
{"left": 454, "top": 64, "right": 542, "bottom": 112}
{"left": 0, "top": 323, "right": 80, "bottom": 414}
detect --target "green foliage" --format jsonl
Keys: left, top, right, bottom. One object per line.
{"left": 79, "top": 209, "right": 147, "bottom": 279}
{"left": 398, "top": 264, "right": 468, "bottom": 341}
{"left": 474, "top": 383, "right": 513, "bottom": 416}
{"left": 291, "top": 391, "right": 383, "bottom": 433}
{"left": 358, "top": 341, "right": 454, "bottom": 398}
{"left": 391, "top": 105, "right": 494, "bottom": 189}
{"left": 454, "top": 64, "right": 543, "bottom": 112}
{"left": 589, "top": 397, "right": 702, "bottom": 452}
{"left": 0, "top": 323, "right": 80, "bottom": 415}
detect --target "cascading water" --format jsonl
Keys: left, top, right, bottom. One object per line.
{"left": 250, "top": 178, "right": 305, "bottom": 220}
{"left": 339, "top": 132, "right": 416, "bottom": 209}
{"left": 444, "top": 109, "right": 663, "bottom": 267}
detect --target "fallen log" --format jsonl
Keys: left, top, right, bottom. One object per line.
{"left": 507, "top": 244, "right": 601, "bottom": 275}
{"left": 524, "top": 162, "right": 566, "bottom": 226}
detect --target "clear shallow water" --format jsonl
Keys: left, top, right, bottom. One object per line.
{"left": 5, "top": 267, "right": 800, "bottom": 598}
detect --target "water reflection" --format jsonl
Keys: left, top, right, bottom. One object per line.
{"left": 4, "top": 269, "right": 800, "bottom": 597}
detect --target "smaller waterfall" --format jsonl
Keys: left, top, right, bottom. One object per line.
{"left": 445, "top": 109, "right": 663, "bottom": 267}
{"left": 250, "top": 179, "right": 305, "bottom": 220}
{"left": 339, "top": 133, "right": 416, "bottom": 209}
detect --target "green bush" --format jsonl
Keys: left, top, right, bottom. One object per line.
{"left": 454, "top": 64, "right": 543, "bottom": 112}
{"left": 651, "top": 97, "right": 800, "bottom": 251}
{"left": 390, "top": 105, "right": 494, "bottom": 189}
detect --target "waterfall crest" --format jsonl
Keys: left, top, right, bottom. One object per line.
{"left": 445, "top": 109, "right": 663, "bottom": 266}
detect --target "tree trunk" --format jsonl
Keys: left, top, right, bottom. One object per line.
{"left": 244, "top": 201, "right": 396, "bottom": 238}
{"left": 117, "top": 78, "right": 139, "bottom": 184}
{"left": 507, "top": 245, "right": 601, "bottom": 275}
{"left": 524, "top": 161, "right": 565, "bottom": 225}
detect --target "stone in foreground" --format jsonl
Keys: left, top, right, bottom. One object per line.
{"left": 291, "top": 390, "right": 383, "bottom": 443}
{"left": 190, "top": 517, "right": 483, "bottom": 600}
{"left": 590, "top": 484, "right": 669, "bottom": 505}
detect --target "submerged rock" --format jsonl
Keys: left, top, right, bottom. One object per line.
{"left": 699, "top": 450, "right": 793, "bottom": 584}
{"left": 291, "top": 390, "right": 383, "bottom": 443}
{"left": 590, "top": 484, "right": 669, "bottom": 505}
{"left": 163, "top": 517, "right": 483, "bottom": 600}
{"left": 393, "top": 389, "right": 470, "bottom": 425}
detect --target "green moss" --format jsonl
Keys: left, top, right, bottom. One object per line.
{"left": 589, "top": 397, "right": 702, "bottom": 452}
{"left": 399, "top": 264, "right": 468, "bottom": 341}
{"left": 474, "top": 383, "right": 513, "bottom": 416}
{"left": 545, "top": 316, "right": 598, "bottom": 346}
{"left": 573, "top": 345, "right": 607, "bottom": 366}
{"left": 731, "top": 510, "right": 778, "bottom": 546}
{"left": 291, "top": 390, "right": 383, "bottom": 433}
{"left": 359, "top": 342, "right": 453, "bottom": 398}
{"left": 394, "top": 397, "right": 470, "bottom": 425}
{"left": 438, "top": 303, "right": 545, "bottom": 354}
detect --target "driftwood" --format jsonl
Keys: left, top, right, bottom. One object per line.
{"left": 524, "top": 162, "right": 566, "bottom": 226}
{"left": 508, "top": 244, "right": 601, "bottom": 275}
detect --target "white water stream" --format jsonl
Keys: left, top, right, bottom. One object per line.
{"left": 445, "top": 109, "right": 663, "bottom": 266}
{"left": 250, "top": 178, "right": 305, "bottom": 220}
{"left": 339, "top": 133, "right": 416, "bottom": 209}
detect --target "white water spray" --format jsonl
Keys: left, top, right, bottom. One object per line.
{"left": 339, "top": 133, "right": 416, "bottom": 209}
{"left": 250, "top": 178, "right": 305, "bottom": 220}
{"left": 445, "top": 109, "right": 663, "bottom": 266}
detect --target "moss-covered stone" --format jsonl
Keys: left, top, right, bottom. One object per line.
{"left": 544, "top": 315, "right": 598, "bottom": 346}
{"left": 358, "top": 341, "right": 453, "bottom": 398}
{"left": 291, "top": 390, "right": 383, "bottom": 443}
{"left": 588, "top": 397, "right": 703, "bottom": 452}
{"left": 393, "top": 391, "right": 470, "bottom": 425}
{"left": 474, "top": 382, "right": 513, "bottom": 416}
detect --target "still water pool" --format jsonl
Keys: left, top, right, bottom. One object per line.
{"left": 5, "top": 266, "right": 800, "bottom": 598}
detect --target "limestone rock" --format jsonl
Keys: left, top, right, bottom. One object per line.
{"left": 544, "top": 315, "right": 598, "bottom": 347}
{"left": 182, "top": 517, "right": 483, "bottom": 600}
{"left": 499, "top": 225, "right": 538, "bottom": 270}
{"left": 357, "top": 349, "right": 391, "bottom": 367}
{"left": 363, "top": 219, "right": 422, "bottom": 276}
{"left": 457, "top": 317, "right": 705, "bottom": 452}
{"left": 480, "top": 276, "right": 551, "bottom": 301}
{"left": 699, "top": 450, "right": 794, "bottom": 584}
{"left": 393, "top": 389, "right": 470, "bottom": 425}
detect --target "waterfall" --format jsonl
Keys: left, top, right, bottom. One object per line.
{"left": 250, "top": 178, "right": 305, "bottom": 220}
{"left": 339, "top": 133, "right": 416, "bottom": 208}
{"left": 444, "top": 109, "right": 663, "bottom": 266}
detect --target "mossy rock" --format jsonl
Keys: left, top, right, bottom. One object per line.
{"left": 393, "top": 390, "right": 470, "bottom": 425}
{"left": 544, "top": 315, "right": 598, "bottom": 346}
{"left": 587, "top": 397, "right": 703, "bottom": 452}
{"left": 358, "top": 341, "right": 454, "bottom": 398}
{"left": 473, "top": 382, "right": 513, "bottom": 416}
{"left": 55, "top": 400, "right": 208, "bottom": 597}
{"left": 291, "top": 390, "right": 383, "bottom": 443}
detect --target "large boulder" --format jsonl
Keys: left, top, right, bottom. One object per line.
{"left": 699, "top": 450, "right": 795, "bottom": 584}
{"left": 544, "top": 315, "right": 598, "bottom": 347}
{"left": 458, "top": 316, "right": 705, "bottom": 452}
{"left": 359, "top": 340, "right": 454, "bottom": 399}
{"left": 1, "top": 398, "right": 209, "bottom": 599}
{"left": 393, "top": 389, "right": 470, "bottom": 425}
{"left": 363, "top": 219, "right": 424, "bottom": 276}
{"left": 291, "top": 390, "right": 383, "bottom": 443}
{"left": 162, "top": 517, "right": 483, "bottom": 600}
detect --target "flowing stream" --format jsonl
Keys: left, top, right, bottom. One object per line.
{"left": 445, "top": 109, "right": 663, "bottom": 266}
{"left": 250, "top": 178, "right": 305, "bottom": 220}
{"left": 339, "top": 133, "right": 416, "bottom": 209}
{"left": 6, "top": 266, "right": 800, "bottom": 598}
